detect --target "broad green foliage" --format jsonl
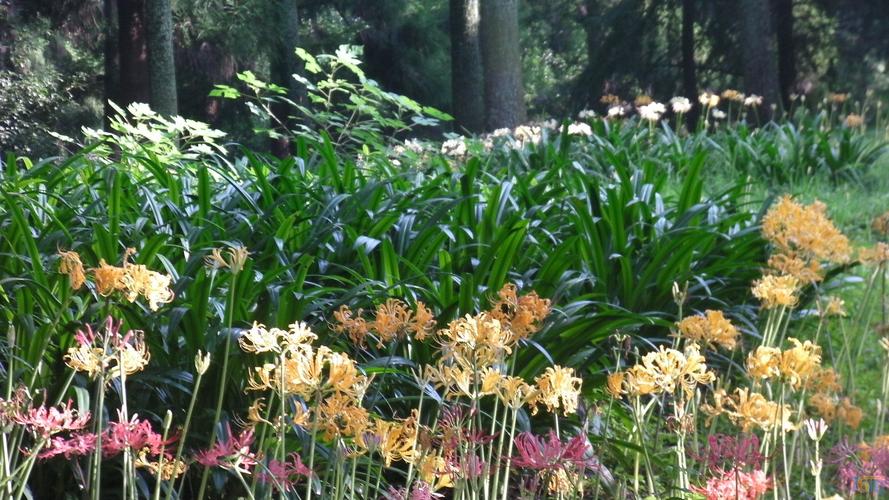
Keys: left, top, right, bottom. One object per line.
{"left": 210, "top": 45, "right": 453, "bottom": 152}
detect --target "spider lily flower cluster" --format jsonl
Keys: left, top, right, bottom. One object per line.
{"left": 598, "top": 194, "right": 885, "bottom": 499}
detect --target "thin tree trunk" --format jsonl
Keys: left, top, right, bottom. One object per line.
{"left": 269, "top": 0, "right": 301, "bottom": 158}
{"left": 103, "top": 0, "right": 118, "bottom": 128}
{"left": 117, "top": 0, "right": 150, "bottom": 107}
{"left": 145, "top": 0, "right": 178, "bottom": 116}
{"left": 773, "top": 0, "right": 795, "bottom": 109}
{"left": 449, "top": 0, "right": 485, "bottom": 133}
{"left": 480, "top": 0, "right": 526, "bottom": 130}
{"left": 681, "top": 0, "right": 698, "bottom": 127}
{"left": 740, "top": 0, "right": 782, "bottom": 116}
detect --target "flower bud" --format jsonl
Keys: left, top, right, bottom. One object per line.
{"left": 194, "top": 350, "right": 211, "bottom": 375}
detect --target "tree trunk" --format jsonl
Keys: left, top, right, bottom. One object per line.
{"left": 449, "top": 0, "right": 485, "bottom": 133}
{"left": 480, "top": 0, "right": 526, "bottom": 130}
{"left": 681, "top": 0, "right": 698, "bottom": 127}
{"left": 117, "top": 0, "right": 150, "bottom": 107}
{"left": 269, "top": 0, "right": 301, "bottom": 158}
{"left": 145, "top": 0, "right": 177, "bottom": 116}
{"left": 102, "top": 0, "right": 118, "bottom": 128}
{"left": 740, "top": 0, "right": 781, "bottom": 116}
{"left": 772, "top": 0, "right": 795, "bottom": 109}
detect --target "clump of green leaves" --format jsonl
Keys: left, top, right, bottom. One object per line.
{"left": 211, "top": 45, "right": 452, "bottom": 151}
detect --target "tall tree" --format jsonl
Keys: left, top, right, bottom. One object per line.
{"left": 102, "top": 0, "right": 118, "bottom": 128}
{"left": 449, "top": 0, "right": 485, "bottom": 133}
{"left": 268, "top": 0, "right": 301, "bottom": 158}
{"left": 145, "top": 0, "right": 178, "bottom": 115}
{"left": 681, "top": 0, "right": 698, "bottom": 126}
{"left": 772, "top": 0, "right": 795, "bottom": 108}
{"left": 739, "top": 0, "right": 782, "bottom": 114}
{"left": 480, "top": 0, "right": 525, "bottom": 130}
{"left": 117, "top": 0, "right": 149, "bottom": 107}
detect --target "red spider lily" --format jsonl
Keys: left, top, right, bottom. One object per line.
{"left": 446, "top": 452, "right": 486, "bottom": 480}
{"left": 828, "top": 439, "right": 889, "bottom": 495}
{"left": 38, "top": 432, "right": 97, "bottom": 459}
{"left": 382, "top": 481, "right": 443, "bottom": 500}
{"left": 257, "top": 453, "right": 312, "bottom": 492}
{"left": 102, "top": 413, "right": 173, "bottom": 457}
{"left": 690, "top": 468, "right": 772, "bottom": 500}
{"left": 195, "top": 423, "right": 258, "bottom": 474}
{"left": 15, "top": 400, "right": 91, "bottom": 438}
{"left": 437, "top": 405, "right": 496, "bottom": 452}
{"left": 510, "top": 431, "right": 595, "bottom": 472}
{"left": 690, "top": 433, "right": 765, "bottom": 473}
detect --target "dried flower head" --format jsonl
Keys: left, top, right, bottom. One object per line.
{"left": 532, "top": 365, "right": 582, "bottom": 415}
{"left": 634, "top": 95, "right": 653, "bottom": 107}
{"left": 703, "top": 388, "right": 796, "bottom": 433}
{"left": 821, "top": 296, "right": 847, "bottom": 317}
{"left": 91, "top": 251, "right": 174, "bottom": 310}
{"left": 859, "top": 242, "right": 889, "bottom": 266}
{"left": 676, "top": 310, "right": 740, "bottom": 350}
{"left": 752, "top": 274, "right": 800, "bottom": 309}
{"left": 606, "top": 371, "right": 625, "bottom": 399}
{"left": 362, "top": 411, "right": 419, "bottom": 466}
{"left": 625, "top": 344, "right": 715, "bottom": 398}
{"left": 496, "top": 375, "right": 538, "bottom": 409}
{"left": 762, "top": 196, "right": 851, "bottom": 266}
{"left": 805, "top": 367, "right": 842, "bottom": 393}
{"left": 93, "top": 259, "right": 126, "bottom": 296}
{"left": 135, "top": 450, "right": 188, "bottom": 480}
{"left": 58, "top": 250, "right": 86, "bottom": 290}
{"left": 746, "top": 346, "right": 782, "bottom": 380}
{"left": 779, "top": 338, "right": 822, "bottom": 389}
{"left": 600, "top": 94, "right": 621, "bottom": 106}
{"left": 767, "top": 253, "right": 823, "bottom": 284}
{"left": 721, "top": 89, "right": 745, "bottom": 102}
{"left": 828, "top": 92, "right": 849, "bottom": 104}
{"left": 809, "top": 393, "right": 837, "bottom": 422}
{"left": 488, "top": 284, "right": 551, "bottom": 341}
{"left": 844, "top": 113, "right": 864, "bottom": 128}
{"left": 872, "top": 211, "right": 889, "bottom": 236}
{"left": 438, "top": 312, "right": 512, "bottom": 368}
{"left": 372, "top": 299, "right": 415, "bottom": 345}
{"left": 837, "top": 398, "right": 863, "bottom": 429}
{"left": 332, "top": 305, "right": 369, "bottom": 345}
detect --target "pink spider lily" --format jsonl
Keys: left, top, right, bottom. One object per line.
{"left": 690, "top": 468, "right": 772, "bottom": 500}
{"left": 382, "top": 481, "right": 443, "bottom": 500}
{"left": 15, "top": 400, "right": 91, "bottom": 438}
{"left": 510, "top": 431, "right": 595, "bottom": 472}
{"left": 38, "top": 432, "right": 98, "bottom": 460}
{"left": 102, "top": 413, "right": 172, "bottom": 457}
{"left": 257, "top": 453, "right": 312, "bottom": 492}
{"left": 691, "top": 433, "right": 765, "bottom": 473}
{"left": 195, "top": 423, "right": 259, "bottom": 474}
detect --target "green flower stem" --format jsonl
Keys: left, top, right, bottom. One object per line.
{"left": 152, "top": 411, "right": 173, "bottom": 500}
{"left": 197, "top": 270, "right": 238, "bottom": 500}
{"left": 167, "top": 366, "right": 206, "bottom": 500}
{"left": 305, "top": 389, "right": 322, "bottom": 500}
{"left": 499, "top": 407, "right": 519, "bottom": 500}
